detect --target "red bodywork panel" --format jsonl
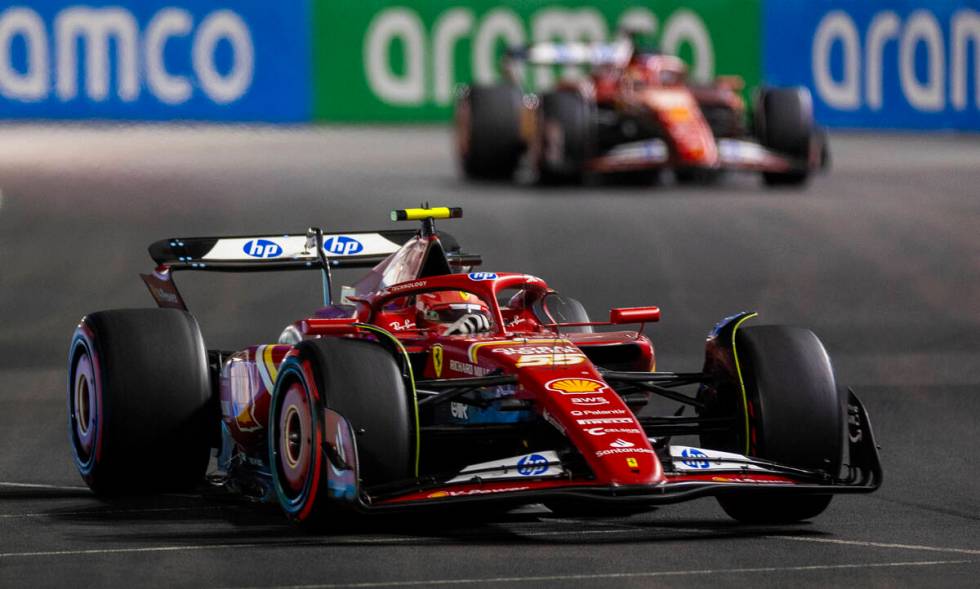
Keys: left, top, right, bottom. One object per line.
{"left": 639, "top": 88, "right": 719, "bottom": 166}
{"left": 220, "top": 344, "right": 292, "bottom": 454}
{"left": 192, "top": 220, "right": 878, "bottom": 513}
{"left": 219, "top": 269, "right": 663, "bottom": 489}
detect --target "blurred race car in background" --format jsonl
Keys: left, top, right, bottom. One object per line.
{"left": 68, "top": 207, "right": 878, "bottom": 528}
{"left": 455, "top": 35, "right": 829, "bottom": 186}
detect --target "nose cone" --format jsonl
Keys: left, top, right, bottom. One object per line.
{"left": 471, "top": 338, "right": 665, "bottom": 486}
{"left": 640, "top": 89, "right": 719, "bottom": 167}
{"left": 521, "top": 371, "right": 664, "bottom": 485}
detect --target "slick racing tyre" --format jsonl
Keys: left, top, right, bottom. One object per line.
{"left": 755, "top": 87, "right": 814, "bottom": 187}
{"left": 537, "top": 90, "right": 596, "bottom": 184}
{"left": 67, "top": 309, "right": 213, "bottom": 495}
{"left": 269, "top": 338, "right": 414, "bottom": 527}
{"left": 456, "top": 84, "right": 525, "bottom": 180}
{"left": 701, "top": 325, "right": 844, "bottom": 523}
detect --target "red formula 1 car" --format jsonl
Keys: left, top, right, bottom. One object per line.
{"left": 68, "top": 208, "right": 878, "bottom": 526}
{"left": 456, "top": 36, "right": 828, "bottom": 186}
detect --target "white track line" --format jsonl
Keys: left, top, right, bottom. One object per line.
{"left": 0, "top": 528, "right": 677, "bottom": 559}
{"left": 0, "top": 506, "right": 231, "bottom": 519}
{"left": 770, "top": 535, "right": 980, "bottom": 556}
{"left": 242, "top": 560, "right": 977, "bottom": 588}
{"left": 0, "top": 542, "right": 299, "bottom": 559}
{"left": 546, "top": 518, "right": 980, "bottom": 557}
{"left": 0, "top": 537, "right": 425, "bottom": 558}
{"left": 2, "top": 526, "right": 977, "bottom": 560}
{"left": 0, "top": 481, "right": 88, "bottom": 491}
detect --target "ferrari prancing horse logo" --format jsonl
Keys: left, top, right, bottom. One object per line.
{"left": 432, "top": 345, "right": 444, "bottom": 378}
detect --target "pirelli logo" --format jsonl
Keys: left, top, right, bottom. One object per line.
{"left": 576, "top": 418, "right": 634, "bottom": 425}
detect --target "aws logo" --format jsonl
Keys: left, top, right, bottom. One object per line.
{"left": 242, "top": 239, "right": 282, "bottom": 258}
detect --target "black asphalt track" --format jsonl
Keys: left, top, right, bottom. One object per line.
{"left": 0, "top": 126, "right": 977, "bottom": 587}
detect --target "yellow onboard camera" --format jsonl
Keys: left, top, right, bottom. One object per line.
{"left": 391, "top": 207, "right": 463, "bottom": 222}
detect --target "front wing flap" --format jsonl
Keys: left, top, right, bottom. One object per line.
{"left": 586, "top": 138, "right": 807, "bottom": 174}
{"left": 358, "top": 390, "right": 881, "bottom": 511}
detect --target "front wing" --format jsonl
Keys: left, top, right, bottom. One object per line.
{"left": 342, "top": 390, "right": 881, "bottom": 512}
{"left": 587, "top": 138, "right": 806, "bottom": 175}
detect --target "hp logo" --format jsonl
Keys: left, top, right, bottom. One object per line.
{"left": 242, "top": 239, "right": 283, "bottom": 259}
{"left": 516, "top": 453, "right": 548, "bottom": 476}
{"left": 323, "top": 236, "right": 364, "bottom": 256}
{"left": 680, "top": 448, "right": 710, "bottom": 469}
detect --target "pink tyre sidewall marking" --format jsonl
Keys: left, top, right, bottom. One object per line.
{"left": 73, "top": 351, "right": 97, "bottom": 457}
{"left": 279, "top": 381, "right": 312, "bottom": 495}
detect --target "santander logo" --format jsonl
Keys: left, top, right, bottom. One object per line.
{"left": 609, "top": 439, "right": 635, "bottom": 448}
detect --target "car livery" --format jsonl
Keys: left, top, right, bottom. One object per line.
{"left": 456, "top": 34, "right": 829, "bottom": 187}
{"left": 67, "top": 207, "right": 879, "bottom": 528}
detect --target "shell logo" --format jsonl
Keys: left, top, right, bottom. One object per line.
{"left": 546, "top": 378, "right": 607, "bottom": 395}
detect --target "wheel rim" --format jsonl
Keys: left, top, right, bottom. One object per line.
{"left": 278, "top": 382, "right": 312, "bottom": 496}
{"left": 71, "top": 350, "right": 98, "bottom": 461}
{"left": 284, "top": 407, "right": 302, "bottom": 467}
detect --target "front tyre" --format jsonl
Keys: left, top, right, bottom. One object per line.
{"left": 717, "top": 493, "right": 833, "bottom": 524}
{"left": 702, "top": 325, "right": 843, "bottom": 523}
{"left": 536, "top": 90, "right": 595, "bottom": 184}
{"left": 67, "top": 309, "right": 213, "bottom": 495}
{"left": 269, "top": 338, "right": 413, "bottom": 527}
{"left": 756, "top": 87, "right": 814, "bottom": 187}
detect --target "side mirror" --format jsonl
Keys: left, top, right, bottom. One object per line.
{"left": 609, "top": 306, "right": 660, "bottom": 324}
{"left": 716, "top": 75, "right": 745, "bottom": 91}
{"left": 301, "top": 317, "right": 358, "bottom": 335}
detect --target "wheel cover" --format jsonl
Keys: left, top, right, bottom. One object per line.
{"left": 70, "top": 348, "right": 98, "bottom": 463}
{"left": 277, "top": 382, "right": 313, "bottom": 496}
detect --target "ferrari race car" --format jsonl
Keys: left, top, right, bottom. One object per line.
{"left": 455, "top": 35, "right": 828, "bottom": 186}
{"left": 68, "top": 207, "right": 879, "bottom": 527}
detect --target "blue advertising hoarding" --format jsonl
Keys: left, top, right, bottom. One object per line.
{"left": 764, "top": 1, "right": 980, "bottom": 130}
{"left": 0, "top": 1, "right": 310, "bottom": 121}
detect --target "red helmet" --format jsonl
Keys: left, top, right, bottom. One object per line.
{"left": 416, "top": 291, "right": 490, "bottom": 328}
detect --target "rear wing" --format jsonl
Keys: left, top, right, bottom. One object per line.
{"left": 142, "top": 227, "right": 479, "bottom": 310}
{"left": 509, "top": 39, "right": 632, "bottom": 67}
{"left": 148, "top": 229, "right": 423, "bottom": 272}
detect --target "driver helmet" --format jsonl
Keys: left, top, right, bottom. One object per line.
{"left": 416, "top": 291, "right": 491, "bottom": 329}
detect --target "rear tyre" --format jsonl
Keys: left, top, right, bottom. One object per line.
{"left": 537, "top": 90, "right": 595, "bottom": 184}
{"left": 456, "top": 84, "right": 525, "bottom": 180}
{"left": 67, "top": 309, "right": 213, "bottom": 495}
{"left": 269, "top": 338, "right": 413, "bottom": 527}
{"left": 756, "top": 87, "right": 814, "bottom": 187}
{"left": 701, "top": 325, "right": 843, "bottom": 523}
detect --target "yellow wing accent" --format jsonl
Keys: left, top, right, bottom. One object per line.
{"left": 730, "top": 312, "right": 759, "bottom": 455}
